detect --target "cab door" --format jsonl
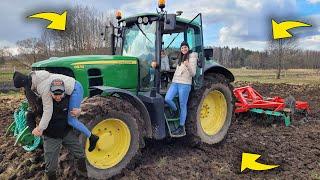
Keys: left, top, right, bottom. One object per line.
{"left": 186, "top": 13, "right": 204, "bottom": 89}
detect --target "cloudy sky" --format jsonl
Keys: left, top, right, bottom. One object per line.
{"left": 0, "top": 0, "right": 319, "bottom": 53}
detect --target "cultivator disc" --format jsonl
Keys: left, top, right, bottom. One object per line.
{"left": 6, "top": 100, "right": 41, "bottom": 151}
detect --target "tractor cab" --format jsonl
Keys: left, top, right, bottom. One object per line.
{"left": 105, "top": 10, "right": 205, "bottom": 93}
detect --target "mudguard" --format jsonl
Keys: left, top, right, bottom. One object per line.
{"left": 204, "top": 61, "right": 235, "bottom": 82}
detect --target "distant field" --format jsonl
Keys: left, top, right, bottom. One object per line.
{"left": 1, "top": 68, "right": 319, "bottom": 85}
{"left": 0, "top": 70, "right": 29, "bottom": 83}
{"left": 230, "top": 68, "right": 320, "bottom": 85}
{"left": 0, "top": 61, "right": 30, "bottom": 83}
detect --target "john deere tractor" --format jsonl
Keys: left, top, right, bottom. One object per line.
{"left": 10, "top": 2, "right": 235, "bottom": 179}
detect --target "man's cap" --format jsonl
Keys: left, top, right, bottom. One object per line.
{"left": 50, "top": 79, "right": 65, "bottom": 95}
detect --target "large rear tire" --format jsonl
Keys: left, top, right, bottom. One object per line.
{"left": 79, "top": 96, "right": 141, "bottom": 179}
{"left": 186, "top": 74, "right": 234, "bottom": 145}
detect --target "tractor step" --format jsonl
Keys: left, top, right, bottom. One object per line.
{"left": 164, "top": 110, "right": 186, "bottom": 137}
{"left": 169, "top": 126, "right": 186, "bottom": 137}
{"left": 164, "top": 105, "right": 187, "bottom": 137}
{"left": 166, "top": 118, "right": 179, "bottom": 122}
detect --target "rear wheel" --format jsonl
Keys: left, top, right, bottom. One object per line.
{"left": 79, "top": 96, "right": 141, "bottom": 179}
{"left": 186, "top": 74, "right": 234, "bottom": 144}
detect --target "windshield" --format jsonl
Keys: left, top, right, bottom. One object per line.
{"left": 123, "top": 22, "right": 156, "bottom": 90}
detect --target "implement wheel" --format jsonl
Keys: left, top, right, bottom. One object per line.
{"left": 186, "top": 74, "right": 234, "bottom": 144}
{"left": 80, "top": 96, "right": 141, "bottom": 179}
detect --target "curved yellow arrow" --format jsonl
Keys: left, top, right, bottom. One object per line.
{"left": 241, "top": 153, "right": 279, "bottom": 172}
{"left": 28, "top": 11, "right": 67, "bottom": 31}
{"left": 272, "top": 19, "right": 311, "bottom": 40}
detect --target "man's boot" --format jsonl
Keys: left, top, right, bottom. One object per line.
{"left": 88, "top": 134, "right": 99, "bottom": 152}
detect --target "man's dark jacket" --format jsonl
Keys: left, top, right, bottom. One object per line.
{"left": 43, "top": 95, "right": 71, "bottom": 139}
{"left": 26, "top": 91, "right": 71, "bottom": 139}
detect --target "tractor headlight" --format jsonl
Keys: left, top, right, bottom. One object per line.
{"left": 137, "top": 17, "right": 143, "bottom": 24}
{"left": 143, "top": 17, "right": 149, "bottom": 24}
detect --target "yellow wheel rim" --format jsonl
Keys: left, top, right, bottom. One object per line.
{"left": 86, "top": 119, "right": 131, "bottom": 169}
{"left": 200, "top": 90, "right": 227, "bottom": 136}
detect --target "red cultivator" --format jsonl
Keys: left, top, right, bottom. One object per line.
{"left": 233, "top": 86, "right": 310, "bottom": 126}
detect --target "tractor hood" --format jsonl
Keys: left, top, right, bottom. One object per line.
{"left": 32, "top": 55, "right": 138, "bottom": 68}
{"left": 31, "top": 55, "right": 140, "bottom": 97}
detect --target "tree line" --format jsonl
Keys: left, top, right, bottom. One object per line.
{"left": 211, "top": 41, "right": 320, "bottom": 70}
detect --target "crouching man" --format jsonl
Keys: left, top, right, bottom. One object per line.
{"left": 32, "top": 79, "right": 87, "bottom": 179}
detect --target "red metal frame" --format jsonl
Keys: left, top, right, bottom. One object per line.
{"left": 233, "top": 86, "right": 310, "bottom": 113}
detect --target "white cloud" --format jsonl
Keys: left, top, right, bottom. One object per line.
{"left": 0, "top": 40, "right": 15, "bottom": 48}
{"left": 0, "top": 40, "right": 19, "bottom": 55}
{"left": 307, "top": 0, "right": 320, "bottom": 4}
{"left": 298, "top": 35, "right": 320, "bottom": 50}
{"left": 120, "top": 0, "right": 154, "bottom": 16}
{"left": 162, "top": 0, "right": 298, "bottom": 50}
{"left": 236, "top": 0, "right": 262, "bottom": 11}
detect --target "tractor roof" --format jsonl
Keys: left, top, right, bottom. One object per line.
{"left": 119, "top": 13, "right": 200, "bottom": 27}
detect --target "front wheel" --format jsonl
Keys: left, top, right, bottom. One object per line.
{"left": 79, "top": 96, "right": 141, "bottom": 179}
{"left": 186, "top": 74, "right": 234, "bottom": 144}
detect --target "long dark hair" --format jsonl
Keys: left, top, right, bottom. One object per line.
{"left": 178, "top": 50, "right": 192, "bottom": 66}
{"left": 24, "top": 84, "right": 43, "bottom": 115}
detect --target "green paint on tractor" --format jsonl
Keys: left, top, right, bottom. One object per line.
{"left": 32, "top": 55, "right": 139, "bottom": 97}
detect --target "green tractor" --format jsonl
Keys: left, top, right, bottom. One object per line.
{"left": 13, "top": 2, "right": 235, "bottom": 179}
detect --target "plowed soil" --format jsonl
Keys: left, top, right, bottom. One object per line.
{"left": 0, "top": 82, "right": 319, "bottom": 180}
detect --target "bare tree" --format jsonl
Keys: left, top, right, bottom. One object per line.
{"left": 0, "top": 46, "right": 11, "bottom": 64}
{"left": 268, "top": 38, "right": 298, "bottom": 79}
{"left": 43, "top": 5, "right": 114, "bottom": 56}
{"left": 16, "top": 38, "right": 45, "bottom": 66}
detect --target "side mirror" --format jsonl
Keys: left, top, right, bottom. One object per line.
{"left": 164, "top": 14, "right": 176, "bottom": 30}
{"left": 204, "top": 48, "right": 213, "bottom": 60}
{"left": 102, "top": 23, "right": 115, "bottom": 55}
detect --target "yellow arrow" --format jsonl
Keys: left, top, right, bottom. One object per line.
{"left": 241, "top": 153, "right": 279, "bottom": 172}
{"left": 28, "top": 11, "right": 67, "bottom": 31}
{"left": 272, "top": 19, "right": 311, "bottom": 40}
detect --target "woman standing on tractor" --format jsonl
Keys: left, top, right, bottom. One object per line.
{"left": 164, "top": 41, "right": 197, "bottom": 135}
{"left": 13, "top": 70, "right": 99, "bottom": 152}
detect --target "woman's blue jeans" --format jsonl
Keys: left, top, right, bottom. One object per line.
{"left": 165, "top": 83, "right": 192, "bottom": 126}
{"left": 68, "top": 81, "right": 91, "bottom": 138}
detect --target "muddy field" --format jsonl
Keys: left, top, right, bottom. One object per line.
{"left": 0, "top": 82, "right": 319, "bottom": 180}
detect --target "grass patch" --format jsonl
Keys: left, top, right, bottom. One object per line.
{"left": 0, "top": 70, "right": 29, "bottom": 83}
{"left": 0, "top": 91, "right": 23, "bottom": 97}
{"left": 230, "top": 69, "right": 320, "bottom": 85}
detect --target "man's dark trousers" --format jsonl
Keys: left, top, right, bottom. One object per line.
{"left": 43, "top": 130, "right": 86, "bottom": 176}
